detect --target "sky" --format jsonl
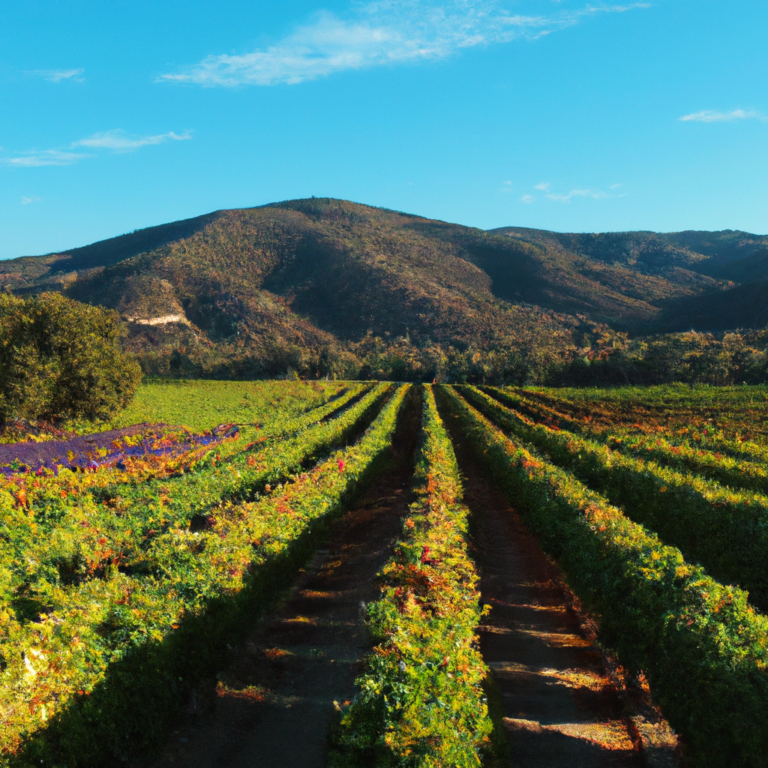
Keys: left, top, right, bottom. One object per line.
{"left": 1, "top": 0, "right": 766, "bottom": 259}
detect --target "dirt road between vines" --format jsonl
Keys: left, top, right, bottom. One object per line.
{"left": 442, "top": 411, "right": 678, "bottom": 768}
{"left": 140, "top": 390, "right": 421, "bottom": 768}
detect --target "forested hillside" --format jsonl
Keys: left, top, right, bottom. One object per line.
{"left": 492, "top": 225, "right": 768, "bottom": 332}
{"left": 2, "top": 198, "right": 767, "bottom": 383}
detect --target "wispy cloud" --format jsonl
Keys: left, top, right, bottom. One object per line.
{"left": 2, "top": 129, "right": 192, "bottom": 167}
{"left": 546, "top": 188, "right": 609, "bottom": 202}
{"left": 159, "top": 0, "right": 650, "bottom": 87}
{"left": 6, "top": 150, "right": 88, "bottom": 167}
{"left": 520, "top": 182, "right": 624, "bottom": 203}
{"left": 73, "top": 130, "right": 193, "bottom": 151}
{"left": 21, "top": 195, "right": 42, "bottom": 205}
{"left": 31, "top": 68, "right": 85, "bottom": 83}
{"left": 679, "top": 109, "right": 767, "bottom": 123}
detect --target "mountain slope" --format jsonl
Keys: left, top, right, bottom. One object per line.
{"left": 2, "top": 198, "right": 766, "bottom": 378}
{"left": 658, "top": 279, "right": 768, "bottom": 332}
{"left": 3, "top": 201, "right": 612, "bottom": 375}
{"left": 491, "top": 226, "right": 768, "bottom": 332}
{"left": 493, "top": 227, "right": 768, "bottom": 275}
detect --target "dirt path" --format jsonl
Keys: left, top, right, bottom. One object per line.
{"left": 140, "top": 390, "right": 421, "bottom": 768}
{"left": 443, "top": 421, "right": 648, "bottom": 768}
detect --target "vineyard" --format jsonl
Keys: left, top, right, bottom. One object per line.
{"left": 2, "top": 381, "right": 768, "bottom": 767}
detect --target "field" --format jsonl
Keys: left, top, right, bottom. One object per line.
{"left": 2, "top": 381, "right": 768, "bottom": 767}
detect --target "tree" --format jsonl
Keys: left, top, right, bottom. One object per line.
{"left": 0, "top": 292, "right": 142, "bottom": 422}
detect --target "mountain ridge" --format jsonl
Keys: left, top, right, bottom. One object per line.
{"left": 3, "top": 198, "right": 767, "bottom": 381}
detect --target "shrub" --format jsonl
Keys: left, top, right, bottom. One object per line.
{"left": 0, "top": 293, "right": 142, "bottom": 422}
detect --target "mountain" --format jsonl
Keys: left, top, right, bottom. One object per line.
{"left": 2, "top": 198, "right": 767, "bottom": 380}
{"left": 489, "top": 226, "right": 768, "bottom": 331}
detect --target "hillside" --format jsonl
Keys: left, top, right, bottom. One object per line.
{"left": 491, "top": 225, "right": 768, "bottom": 331}
{"left": 2, "top": 198, "right": 767, "bottom": 381}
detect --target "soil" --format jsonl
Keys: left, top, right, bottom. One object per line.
{"left": 442, "top": 416, "right": 655, "bottom": 768}
{"left": 139, "top": 389, "right": 421, "bottom": 768}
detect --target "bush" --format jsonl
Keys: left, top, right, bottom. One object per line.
{"left": 0, "top": 293, "right": 142, "bottom": 422}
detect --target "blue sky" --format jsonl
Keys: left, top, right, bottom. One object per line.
{"left": 2, "top": 0, "right": 766, "bottom": 259}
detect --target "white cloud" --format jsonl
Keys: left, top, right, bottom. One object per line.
{"left": 546, "top": 188, "right": 609, "bottom": 202}
{"left": 3, "top": 129, "right": 192, "bottom": 167}
{"left": 500, "top": 180, "right": 513, "bottom": 192}
{"left": 73, "top": 129, "right": 193, "bottom": 151}
{"left": 520, "top": 181, "right": 624, "bottom": 202}
{"left": 159, "top": 0, "right": 650, "bottom": 87}
{"left": 679, "top": 109, "right": 767, "bottom": 123}
{"left": 527, "top": 183, "right": 625, "bottom": 202}
{"left": 21, "top": 195, "right": 42, "bottom": 204}
{"left": 5, "top": 150, "right": 88, "bottom": 167}
{"left": 32, "top": 68, "right": 85, "bottom": 83}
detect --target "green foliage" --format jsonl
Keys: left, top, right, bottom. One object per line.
{"left": 0, "top": 293, "right": 141, "bottom": 422}
{"left": 337, "top": 387, "right": 492, "bottom": 767}
{"left": 6, "top": 374, "right": 768, "bottom": 764}
{"left": 0, "top": 384, "right": 379, "bottom": 615}
{"left": 437, "top": 385, "right": 768, "bottom": 768}
{"left": 0, "top": 199, "right": 636, "bottom": 384}
{"left": 0, "top": 383, "right": 375, "bottom": 603}
{"left": 528, "top": 382, "right": 768, "bottom": 446}
{"left": 463, "top": 384, "right": 768, "bottom": 612}
{"left": 0, "top": 383, "right": 408, "bottom": 765}
{"left": 112, "top": 378, "right": 352, "bottom": 433}
{"left": 486, "top": 385, "right": 768, "bottom": 492}
{"left": 549, "top": 331, "right": 768, "bottom": 386}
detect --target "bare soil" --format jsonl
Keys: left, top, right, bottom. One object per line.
{"left": 139, "top": 390, "right": 421, "bottom": 768}
{"left": 443, "top": 420, "right": 650, "bottom": 768}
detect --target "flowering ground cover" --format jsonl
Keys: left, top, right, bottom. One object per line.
{"left": 0, "top": 384, "right": 385, "bottom": 630}
{"left": 0, "top": 378, "right": 357, "bottom": 520}
{"left": 0, "top": 423, "right": 239, "bottom": 478}
{"left": 0, "top": 379, "right": 365, "bottom": 762}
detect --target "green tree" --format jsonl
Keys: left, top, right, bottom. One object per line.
{"left": 0, "top": 292, "right": 142, "bottom": 421}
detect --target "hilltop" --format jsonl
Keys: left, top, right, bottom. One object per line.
{"left": 2, "top": 198, "right": 767, "bottom": 382}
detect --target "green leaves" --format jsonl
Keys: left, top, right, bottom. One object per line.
{"left": 467, "top": 385, "right": 768, "bottom": 612}
{"left": 0, "top": 382, "right": 404, "bottom": 761}
{"left": 0, "top": 293, "right": 141, "bottom": 422}
{"left": 440, "top": 385, "right": 768, "bottom": 768}
{"left": 338, "top": 387, "right": 491, "bottom": 767}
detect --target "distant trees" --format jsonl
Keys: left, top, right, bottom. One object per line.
{"left": 132, "top": 328, "right": 768, "bottom": 386}
{"left": 0, "top": 293, "right": 142, "bottom": 422}
{"left": 548, "top": 331, "right": 768, "bottom": 387}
